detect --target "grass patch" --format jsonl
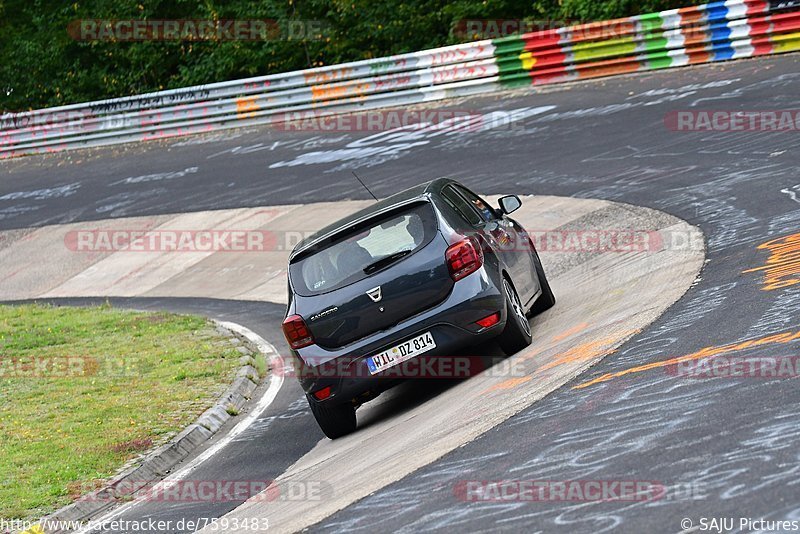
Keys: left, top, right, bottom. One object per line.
{"left": 253, "top": 350, "right": 268, "bottom": 378}
{"left": 0, "top": 304, "right": 245, "bottom": 520}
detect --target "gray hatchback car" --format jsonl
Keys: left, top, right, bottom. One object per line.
{"left": 282, "top": 179, "right": 555, "bottom": 438}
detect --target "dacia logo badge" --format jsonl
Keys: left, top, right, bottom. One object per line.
{"left": 367, "top": 286, "right": 382, "bottom": 303}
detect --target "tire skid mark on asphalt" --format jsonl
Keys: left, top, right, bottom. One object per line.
{"left": 746, "top": 287, "right": 800, "bottom": 336}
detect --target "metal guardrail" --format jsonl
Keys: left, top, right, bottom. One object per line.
{"left": 2, "top": 0, "right": 799, "bottom": 158}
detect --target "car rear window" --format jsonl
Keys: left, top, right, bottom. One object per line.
{"left": 289, "top": 202, "right": 438, "bottom": 296}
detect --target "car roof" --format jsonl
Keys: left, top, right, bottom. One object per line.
{"left": 289, "top": 177, "right": 456, "bottom": 261}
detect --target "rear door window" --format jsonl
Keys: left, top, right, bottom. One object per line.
{"left": 442, "top": 185, "right": 483, "bottom": 226}
{"left": 290, "top": 202, "right": 437, "bottom": 296}
{"left": 453, "top": 185, "right": 498, "bottom": 222}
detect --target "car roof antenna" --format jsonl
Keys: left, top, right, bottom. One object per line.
{"left": 352, "top": 171, "right": 379, "bottom": 202}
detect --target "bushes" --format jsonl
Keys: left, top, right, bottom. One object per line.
{"left": 0, "top": 0, "right": 698, "bottom": 112}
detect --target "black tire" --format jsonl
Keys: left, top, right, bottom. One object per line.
{"left": 308, "top": 398, "right": 357, "bottom": 439}
{"left": 528, "top": 250, "right": 556, "bottom": 317}
{"left": 498, "top": 278, "right": 534, "bottom": 355}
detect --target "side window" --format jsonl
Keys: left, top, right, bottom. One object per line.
{"left": 442, "top": 186, "right": 483, "bottom": 226}
{"left": 454, "top": 185, "right": 497, "bottom": 222}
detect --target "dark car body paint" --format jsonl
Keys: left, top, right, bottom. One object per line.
{"left": 284, "top": 179, "right": 542, "bottom": 407}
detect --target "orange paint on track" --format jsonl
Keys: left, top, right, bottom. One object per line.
{"left": 539, "top": 329, "right": 638, "bottom": 374}
{"left": 574, "top": 329, "right": 800, "bottom": 389}
{"left": 743, "top": 232, "right": 800, "bottom": 290}
{"left": 551, "top": 322, "right": 590, "bottom": 343}
{"left": 482, "top": 376, "right": 532, "bottom": 394}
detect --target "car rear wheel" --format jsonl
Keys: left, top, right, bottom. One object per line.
{"left": 528, "top": 250, "right": 556, "bottom": 317}
{"left": 498, "top": 278, "right": 533, "bottom": 355}
{"left": 309, "top": 398, "right": 357, "bottom": 439}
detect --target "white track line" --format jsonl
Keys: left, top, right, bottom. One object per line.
{"left": 73, "top": 321, "right": 285, "bottom": 534}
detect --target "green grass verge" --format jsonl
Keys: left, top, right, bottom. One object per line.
{"left": 0, "top": 303, "right": 246, "bottom": 520}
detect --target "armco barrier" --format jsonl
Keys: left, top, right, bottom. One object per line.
{"left": 2, "top": 0, "right": 799, "bottom": 158}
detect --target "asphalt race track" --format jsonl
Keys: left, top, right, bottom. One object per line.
{"left": 0, "top": 196, "right": 704, "bottom": 532}
{"left": 3, "top": 52, "right": 800, "bottom": 533}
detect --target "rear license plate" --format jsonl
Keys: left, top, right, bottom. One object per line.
{"left": 366, "top": 332, "right": 436, "bottom": 375}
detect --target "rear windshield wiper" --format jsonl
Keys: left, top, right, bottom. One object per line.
{"left": 363, "top": 250, "right": 413, "bottom": 274}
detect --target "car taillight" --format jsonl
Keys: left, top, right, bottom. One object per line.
{"left": 313, "top": 386, "right": 332, "bottom": 401}
{"left": 282, "top": 314, "right": 314, "bottom": 349}
{"left": 476, "top": 312, "right": 501, "bottom": 328}
{"left": 446, "top": 236, "right": 484, "bottom": 281}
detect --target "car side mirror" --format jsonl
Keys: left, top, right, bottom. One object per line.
{"left": 498, "top": 195, "right": 522, "bottom": 215}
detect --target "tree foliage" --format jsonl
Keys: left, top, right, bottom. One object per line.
{"left": 0, "top": 0, "right": 698, "bottom": 111}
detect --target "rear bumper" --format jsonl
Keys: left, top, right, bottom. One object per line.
{"left": 293, "top": 269, "right": 506, "bottom": 406}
